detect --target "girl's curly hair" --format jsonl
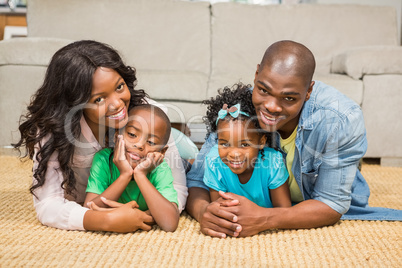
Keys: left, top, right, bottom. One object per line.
{"left": 203, "top": 82, "right": 275, "bottom": 148}
{"left": 202, "top": 82, "right": 258, "bottom": 133}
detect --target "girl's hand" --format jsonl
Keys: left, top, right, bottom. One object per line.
{"left": 113, "top": 135, "right": 133, "bottom": 179}
{"left": 134, "top": 152, "right": 164, "bottom": 175}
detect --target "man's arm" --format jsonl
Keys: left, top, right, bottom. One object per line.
{"left": 218, "top": 192, "right": 341, "bottom": 237}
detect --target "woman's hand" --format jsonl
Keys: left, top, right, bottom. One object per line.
{"left": 134, "top": 152, "right": 164, "bottom": 176}
{"left": 85, "top": 197, "right": 154, "bottom": 233}
{"left": 113, "top": 135, "right": 133, "bottom": 179}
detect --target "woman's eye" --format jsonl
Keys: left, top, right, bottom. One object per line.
{"left": 94, "top": 97, "right": 104, "bottom": 104}
{"left": 117, "top": 83, "right": 126, "bottom": 91}
{"left": 241, "top": 143, "right": 250, "bottom": 148}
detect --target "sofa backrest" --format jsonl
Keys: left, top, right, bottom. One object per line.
{"left": 27, "top": 0, "right": 211, "bottom": 103}
{"left": 208, "top": 3, "right": 399, "bottom": 96}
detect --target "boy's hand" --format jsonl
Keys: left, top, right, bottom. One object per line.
{"left": 134, "top": 152, "right": 164, "bottom": 175}
{"left": 113, "top": 135, "right": 133, "bottom": 179}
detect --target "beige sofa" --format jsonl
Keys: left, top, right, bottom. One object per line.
{"left": 1, "top": 0, "right": 402, "bottom": 166}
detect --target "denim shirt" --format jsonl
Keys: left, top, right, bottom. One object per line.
{"left": 187, "top": 81, "right": 402, "bottom": 221}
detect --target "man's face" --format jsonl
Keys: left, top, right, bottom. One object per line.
{"left": 252, "top": 64, "right": 314, "bottom": 139}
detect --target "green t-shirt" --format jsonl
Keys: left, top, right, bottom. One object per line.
{"left": 86, "top": 148, "right": 178, "bottom": 211}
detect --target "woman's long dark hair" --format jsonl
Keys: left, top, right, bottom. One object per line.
{"left": 13, "top": 40, "right": 147, "bottom": 198}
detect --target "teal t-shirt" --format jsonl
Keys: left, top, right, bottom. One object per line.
{"left": 203, "top": 145, "right": 289, "bottom": 208}
{"left": 86, "top": 148, "right": 178, "bottom": 211}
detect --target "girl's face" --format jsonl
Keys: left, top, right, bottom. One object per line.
{"left": 84, "top": 67, "right": 131, "bottom": 141}
{"left": 217, "top": 119, "right": 266, "bottom": 182}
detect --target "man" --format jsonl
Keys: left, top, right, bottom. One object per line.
{"left": 186, "top": 40, "right": 402, "bottom": 238}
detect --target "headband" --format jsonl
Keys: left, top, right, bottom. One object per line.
{"left": 216, "top": 103, "right": 250, "bottom": 125}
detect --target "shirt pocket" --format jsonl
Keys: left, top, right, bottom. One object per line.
{"left": 301, "top": 157, "right": 321, "bottom": 198}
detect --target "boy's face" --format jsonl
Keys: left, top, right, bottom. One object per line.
{"left": 252, "top": 64, "right": 314, "bottom": 139}
{"left": 122, "top": 108, "right": 168, "bottom": 169}
{"left": 217, "top": 119, "right": 266, "bottom": 181}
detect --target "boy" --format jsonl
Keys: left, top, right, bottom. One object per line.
{"left": 85, "top": 104, "right": 179, "bottom": 232}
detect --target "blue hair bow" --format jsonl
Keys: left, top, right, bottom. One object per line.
{"left": 216, "top": 103, "right": 250, "bottom": 125}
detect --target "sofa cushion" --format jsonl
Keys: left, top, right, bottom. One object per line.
{"left": 0, "top": 37, "right": 72, "bottom": 66}
{"left": 209, "top": 3, "right": 398, "bottom": 98}
{"left": 332, "top": 46, "right": 402, "bottom": 80}
{"left": 28, "top": 0, "right": 211, "bottom": 102}
{"left": 136, "top": 70, "right": 208, "bottom": 102}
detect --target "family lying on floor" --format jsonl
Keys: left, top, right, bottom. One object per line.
{"left": 13, "top": 39, "right": 402, "bottom": 238}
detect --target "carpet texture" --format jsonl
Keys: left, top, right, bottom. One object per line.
{"left": 0, "top": 155, "right": 401, "bottom": 267}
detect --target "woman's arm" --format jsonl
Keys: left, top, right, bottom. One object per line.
{"left": 163, "top": 130, "right": 188, "bottom": 212}
{"left": 146, "top": 98, "right": 188, "bottom": 213}
{"left": 33, "top": 141, "right": 153, "bottom": 232}
{"left": 269, "top": 181, "right": 292, "bottom": 208}
{"left": 84, "top": 199, "right": 153, "bottom": 233}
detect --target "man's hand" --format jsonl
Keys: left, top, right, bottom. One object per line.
{"left": 218, "top": 191, "right": 271, "bottom": 237}
{"left": 199, "top": 197, "right": 242, "bottom": 238}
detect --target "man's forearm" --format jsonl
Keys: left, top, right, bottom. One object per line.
{"left": 185, "top": 187, "right": 211, "bottom": 222}
{"left": 253, "top": 199, "right": 342, "bottom": 232}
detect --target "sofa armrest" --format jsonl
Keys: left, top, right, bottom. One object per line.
{"left": 0, "top": 37, "right": 73, "bottom": 66}
{"left": 331, "top": 46, "right": 402, "bottom": 80}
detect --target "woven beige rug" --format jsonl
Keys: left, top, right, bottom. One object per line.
{"left": 0, "top": 155, "right": 401, "bottom": 267}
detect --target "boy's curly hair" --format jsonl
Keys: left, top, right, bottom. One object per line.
{"left": 203, "top": 83, "right": 260, "bottom": 134}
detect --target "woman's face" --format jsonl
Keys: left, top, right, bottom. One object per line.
{"left": 84, "top": 67, "right": 131, "bottom": 141}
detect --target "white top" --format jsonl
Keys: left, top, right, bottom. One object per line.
{"left": 32, "top": 99, "right": 188, "bottom": 230}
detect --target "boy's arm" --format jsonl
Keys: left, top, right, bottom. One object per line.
{"left": 134, "top": 153, "right": 179, "bottom": 232}
{"left": 85, "top": 136, "right": 133, "bottom": 208}
{"left": 84, "top": 173, "right": 132, "bottom": 208}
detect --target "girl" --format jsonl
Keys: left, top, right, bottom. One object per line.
{"left": 202, "top": 83, "right": 291, "bottom": 208}
{"left": 13, "top": 40, "right": 187, "bottom": 233}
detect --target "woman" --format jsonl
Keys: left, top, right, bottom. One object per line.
{"left": 13, "top": 40, "right": 187, "bottom": 232}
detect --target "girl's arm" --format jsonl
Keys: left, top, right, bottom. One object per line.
{"left": 209, "top": 189, "right": 221, "bottom": 202}
{"left": 270, "top": 181, "right": 292, "bottom": 208}
{"left": 133, "top": 153, "right": 179, "bottom": 232}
